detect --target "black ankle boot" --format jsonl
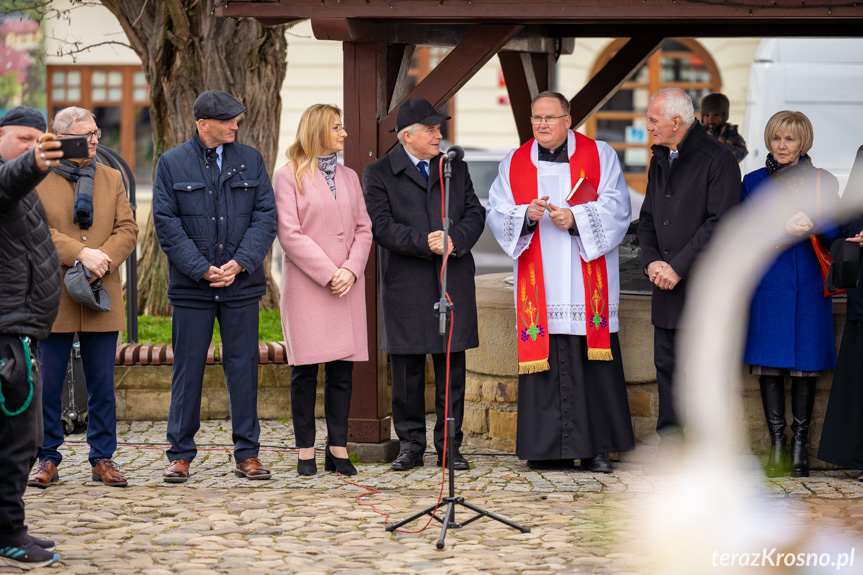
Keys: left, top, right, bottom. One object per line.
{"left": 324, "top": 444, "right": 357, "bottom": 476}
{"left": 759, "top": 376, "right": 788, "bottom": 477}
{"left": 790, "top": 377, "right": 816, "bottom": 478}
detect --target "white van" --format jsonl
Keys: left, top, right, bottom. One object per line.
{"left": 741, "top": 38, "right": 863, "bottom": 193}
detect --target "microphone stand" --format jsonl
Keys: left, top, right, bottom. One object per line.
{"left": 386, "top": 154, "right": 530, "bottom": 548}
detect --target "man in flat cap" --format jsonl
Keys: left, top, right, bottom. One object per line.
{"left": 362, "top": 98, "right": 485, "bottom": 471}
{"left": 0, "top": 106, "right": 63, "bottom": 568}
{"left": 153, "top": 90, "right": 277, "bottom": 483}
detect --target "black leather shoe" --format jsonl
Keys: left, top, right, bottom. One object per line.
{"left": 526, "top": 459, "right": 575, "bottom": 470}
{"left": 391, "top": 449, "right": 424, "bottom": 471}
{"left": 436, "top": 452, "right": 470, "bottom": 470}
{"left": 580, "top": 453, "right": 614, "bottom": 473}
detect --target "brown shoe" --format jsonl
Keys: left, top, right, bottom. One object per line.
{"left": 91, "top": 459, "right": 128, "bottom": 487}
{"left": 28, "top": 460, "right": 59, "bottom": 489}
{"left": 163, "top": 459, "right": 191, "bottom": 483}
{"left": 235, "top": 457, "right": 272, "bottom": 480}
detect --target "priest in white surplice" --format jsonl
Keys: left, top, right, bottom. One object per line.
{"left": 487, "top": 91, "right": 635, "bottom": 472}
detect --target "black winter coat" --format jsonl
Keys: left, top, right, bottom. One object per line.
{"left": 153, "top": 133, "right": 277, "bottom": 304}
{"left": 362, "top": 146, "right": 485, "bottom": 354}
{"left": 638, "top": 123, "right": 741, "bottom": 329}
{"left": 0, "top": 152, "right": 61, "bottom": 339}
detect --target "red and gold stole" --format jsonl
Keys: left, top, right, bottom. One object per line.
{"left": 510, "top": 132, "right": 611, "bottom": 374}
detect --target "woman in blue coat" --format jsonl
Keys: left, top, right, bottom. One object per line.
{"left": 742, "top": 110, "right": 840, "bottom": 478}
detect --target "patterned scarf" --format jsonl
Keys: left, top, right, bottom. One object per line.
{"left": 53, "top": 160, "right": 96, "bottom": 229}
{"left": 765, "top": 153, "right": 811, "bottom": 178}
{"left": 317, "top": 154, "right": 338, "bottom": 197}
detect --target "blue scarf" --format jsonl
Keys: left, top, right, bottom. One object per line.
{"left": 53, "top": 160, "right": 96, "bottom": 229}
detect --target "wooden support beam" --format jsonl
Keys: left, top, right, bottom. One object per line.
{"left": 377, "top": 24, "right": 524, "bottom": 155}
{"left": 343, "top": 41, "right": 392, "bottom": 444}
{"left": 386, "top": 44, "right": 416, "bottom": 115}
{"left": 568, "top": 36, "right": 664, "bottom": 129}
{"left": 499, "top": 51, "right": 556, "bottom": 144}
{"left": 499, "top": 53, "right": 538, "bottom": 144}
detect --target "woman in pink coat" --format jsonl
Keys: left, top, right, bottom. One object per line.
{"left": 274, "top": 104, "right": 372, "bottom": 476}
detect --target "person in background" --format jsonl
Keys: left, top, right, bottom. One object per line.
{"left": 274, "top": 104, "right": 372, "bottom": 476}
{"left": 741, "top": 110, "right": 840, "bottom": 478}
{"left": 0, "top": 106, "right": 63, "bottom": 569}
{"left": 29, "top": 106, "right": 138, "bottom": 489}
{"left": 700, "top": 93, "right": 748, "bottom": 163}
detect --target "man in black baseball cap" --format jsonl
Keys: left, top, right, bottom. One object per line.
{"left": 362, "top": 97, "right": 484, "bottom": 473}
{"left": 152, "top": 89, "right": 276, "bottom": 484}
{"left": 390, "top": 97, "right": 450, "bottom": 133}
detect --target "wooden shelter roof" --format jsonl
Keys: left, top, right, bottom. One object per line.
{"left": 216, "top": 0, "right": 863, "bottom": 445}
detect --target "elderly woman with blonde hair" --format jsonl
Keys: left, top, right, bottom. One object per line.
{"left": 274, "top": 104, "right": 372, "bottom": 476}
{"left": 741, "top": 110, "right": 841, "bottom": 478}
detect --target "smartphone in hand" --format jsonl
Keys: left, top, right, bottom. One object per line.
{"left": 57, "top": 135, "right": 90, "bottom": 159}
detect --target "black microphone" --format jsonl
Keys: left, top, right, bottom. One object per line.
{"left": 443, "top": 145, "right": 464, "bottom": 162}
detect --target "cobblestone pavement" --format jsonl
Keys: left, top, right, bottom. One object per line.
{"left": 11, "top": 419, "right": 863, "bottom": 574}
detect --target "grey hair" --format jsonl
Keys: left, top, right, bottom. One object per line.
{"left": 397, "top": 123, "right": 424, "bottom": 146}
{"left": 52, "top": 106, "right": 96, "bottom": 135}
{"left": 650, "top": 88, "right": 695, "bottom": 126}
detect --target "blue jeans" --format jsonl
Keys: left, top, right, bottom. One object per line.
{"left": 39, "top": 331, "right": 118, "bottom": 467}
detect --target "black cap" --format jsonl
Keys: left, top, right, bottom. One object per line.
{"left": 193, "top": 90, "right": 247, "bottom": 121}
{"left": 0, "top": 106, "right": 46, "bottom": 131}
{"left": 390, "top": 98, "right": 450, "bottom": 133}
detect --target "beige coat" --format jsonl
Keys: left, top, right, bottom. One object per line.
{"left": 36, "top": 160, "right": 138, "bottom": 333}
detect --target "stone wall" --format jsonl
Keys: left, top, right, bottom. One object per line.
{"left": 465, "top": 273, "right": 847, "bottom": 465}
{"left": 111, "top": 273, "right": 847, "bottom": 466}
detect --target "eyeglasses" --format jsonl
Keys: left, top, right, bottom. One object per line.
{"left": 529, "top": 115, "right": 569, "bottom": 125}
{"left": 60, "top": 129, "right": 101, "bottom": 141}
{"left": 331, "top": 124, "right": 346, "bottom": 132}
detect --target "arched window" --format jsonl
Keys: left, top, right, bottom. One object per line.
{"left": 584, "top": 39, "right": 721, "bottom": 194}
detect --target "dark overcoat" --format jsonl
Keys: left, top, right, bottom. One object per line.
{"left": 362, "top": 145, "right": 485, "bottom": 354}
{"left": 638, "top": 123, "right": 741, "bottom": 329}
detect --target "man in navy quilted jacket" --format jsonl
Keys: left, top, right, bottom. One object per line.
{"left": 153, "top": 90, "right": 277, "bottom": 484}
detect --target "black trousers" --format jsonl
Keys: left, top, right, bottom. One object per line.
{"left": 654, "top": 325, "right": 684, "bottom": 438}
{"left": 290, "top": 360, "right": 353, "bottom": 448}
{"left": 167, "top": 301, "right": 261, "bottom": 464}
{"left": 0, "top": 335, "right": 42, "bottom": 545}
{"left": 390, "top": 351, "right": 465, "bottom": 455}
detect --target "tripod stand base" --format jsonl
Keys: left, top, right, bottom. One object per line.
{"left": 386, "top": 495, "right": 530, "bottom": 549}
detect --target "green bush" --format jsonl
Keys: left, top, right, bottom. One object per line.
{"left": 123, "top": 309, "right": 283, "bottom": 344}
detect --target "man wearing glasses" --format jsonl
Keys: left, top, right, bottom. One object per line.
{"left": 487, "top": 91, "right": 635, "bottom": 473}
{"left": 28, "top": 107, "right": 139, "bottom": 489}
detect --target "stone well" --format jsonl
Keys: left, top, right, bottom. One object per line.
{"left": 464, "top": 273, "right": 847, "bottom": 465}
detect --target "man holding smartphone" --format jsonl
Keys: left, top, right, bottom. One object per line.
{"left": 0, "top": 106, "right": 63, "bottom": 569}
{"left": 28, "top": 107, "right": 139, "bottom": 489}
